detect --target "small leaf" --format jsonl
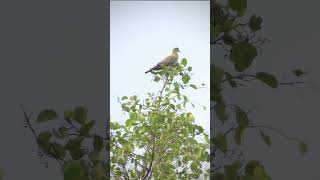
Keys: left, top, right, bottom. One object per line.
{"left": 37, "top": 131, "right": 52, "bottom": 149}
{"left": 229, "top": 0, "right": 247, "bottom": 16}
{"left": 154, "top": 76, "right": 161, "bottom": 82}
{"left": 36, "top": 110, "right": 58, "bottom": 122}
{"left": 256, "top": 72, "right": 278, "bottom": 88}
{"left": 94, "top": 135, "right": 103, "bottom": 151}
{"left": 249, "top": 15, "right": 263, "bottom": 31}
{"left": 230, "top": 42, "right": 257, "bottom": 72}
{"left": 236, "top": 107, "right": 249, "bottom": 128}
{"left": 121, "top": 96, "right": 128, "bottom": 100}
{"left": 234, "top": 127, "right": 244, "bottom": 145}
{"left": 50, "top": 142, "right": 65, "bottom": 158}
{"left": 181, "top": 58, "right": 188, "bottom": 66}
{"left": 298, "top": 141, "right": 308, "bottom": 156}
{"left": 64, "top": 161, "right": 86, "bottom": 180}
{"left": 292, "top": 69, "right": 304, "bottom": 77}
{"left": 212, "top": 133, "right": 227, "bottom": 153}
{"left": 190, "top": 84, "right": 197, "bottom": 89}
{"left": 79, "top": 120, "right": 95, "bottom": 136}
{"left": 182, "top": 74, "right": 190, "bottom": 84}
{"left": 73, "top": 106, "right": 88, "bottom": 125}
{"left": 188, "top": 66, "right": 192, "bottom": 71}
{"left": 259, "top": 130, "right": 271, "bottom": 146}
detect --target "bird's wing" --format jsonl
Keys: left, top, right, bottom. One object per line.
{"left": 158, "top": 55, "right": 177, "bottom": 66}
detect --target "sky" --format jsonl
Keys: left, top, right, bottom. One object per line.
{"left": 110, "top": 1, "right": 210, "bottom": 133}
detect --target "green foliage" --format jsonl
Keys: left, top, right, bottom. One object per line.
{"left": 37, "top": 110, "right": 58, "bottom": 122}
{"left": 111, "top": 63, "right": 209, "bottom": 179}
{"left": 256, "top": 72, "right": 278, "bottom": 88}
{"left": 211, "top": 0, "right": 307, "bottom": 178}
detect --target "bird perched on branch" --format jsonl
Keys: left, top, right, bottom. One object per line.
{"left": 145, "top": 48, "right": 180, "bottom": 74}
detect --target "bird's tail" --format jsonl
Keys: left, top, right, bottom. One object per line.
{"left": 145, "top": 69, "right": 152, "bottom": 74}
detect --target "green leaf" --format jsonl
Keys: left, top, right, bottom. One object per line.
{"left": 89, "top": 149, "right": 102, "bottom": 163}
{"left": 182, "top": 74, "right": 190, "bottom": 84}
{"left": 73, "top": 106, "right": 88, "bottom": 125}
{"left": 256, "top": 72, "right": 278, "bottom": 88}
{"left": 229, "top": 0, "right": 247, "bottom": 16}
{"left": 154, "top": 76, "right": 161, "bottom": 82}
{"left": 215, "top": 102, "right": 229, "bottom": 123}
{"left": 79, "top": 120, "right": 95, "bottom": 136}
{"left": 121, "top": 96, "right": 128, "bottom": 100}
{"left": 190, "top": 84, "right": 197, "bottom": 89}
{"left": 94, "top": 135, "right": 103, "bottom": 151}
{"left": 292, "top": 69, "right": 304, "bottom": 77}
{"left": 188, "top": 66, "right": 192, "bottom": 71}
{"left": 65, "top": 137, "right": 84, "bottom": 151}
{"left": 230, "top": 42, "right": 257, "bottom": 72}
{"left": 181, "top": 58, "right": 188, "bottom": 66}
{"left": 49, "top": 142, "right": 65, "bottom": 158}
{"left": 236, "top": 107, "right": 249, "bottom": 128}
{"left": 212, "top": 133, "right": 227, "bottom": 153}
{"left": 249, "top": 15, "right": 263, "bottom": 32}
{"left": 64, "top": 161, "right": 87, "bottom": 180}
{"left": 259, "top": 130, "right": 271, "bottom": 147}
{"left": 64, "top": 110, "right": 73, "bottom": 120}
{"left": 36, "top": 110, "right": 58, "bottom": 122}
{"left": 37, "top": 131, "right": 52, "bottom": 149}
{"left": 298, "top": 141, "right": 308, "bottom": 156}
{"left": 234, "top": 127, "right": 244, "bottom": 145}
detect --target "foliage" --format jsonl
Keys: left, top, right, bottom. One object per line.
{"left": 22, "top": 60, "right": 210, "bottom": 179}
{"left": 211, "top": 0, "right": 307, "bottom": 178}
{"left": 21, "top": 104, "right": 109, "bottom": 180}
{"left": 111, "top": 61, "right": 210, "bottom": 179}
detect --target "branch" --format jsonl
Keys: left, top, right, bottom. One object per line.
{"left": 20, "top": 104, "right": 64, "bottom": 166}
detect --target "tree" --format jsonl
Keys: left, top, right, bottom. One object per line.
{"left": 211, "top": 0, "right": 307, "bottom": 179}
{"left": 111, "top": 62, "right": 209, "bottom": 179}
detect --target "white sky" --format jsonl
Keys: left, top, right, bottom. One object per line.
{"left": 110, "top": 1, "right": 210, "bottom": 134}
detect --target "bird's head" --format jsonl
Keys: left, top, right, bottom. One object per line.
{"left": 172, "top": 47, "right": 181, "bottom": 54}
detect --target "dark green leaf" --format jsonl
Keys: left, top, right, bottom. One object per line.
{"left": 249, "top": 15, "right": 263, "bottom": 31}
{"left": 229, "top": 0, "right": 247, "bottom": 16}
{"left": 190, "top": 84, "right": 197, "bottom": 89}
{"left": 64, "top": 161, "right": 87, "bottom": 180}
{"left": 256, "top": 72, "right": 278, "bottom": 88}
{"left": 94, "top": 135, "right": 103, "bottom": 151}
{"left": 236, "top": 107, "right": 249, "bottom": 128}
{"left": 259, "top": 130, "right": 271, "bottom": 146}
{"left": 230, "top": 43, "right": 257, "bottom": 72}
{"left": 36, "top": 110, "right": 58, "bottom": 122}
{"left": 73, "top": 106, "right": 88, "bottom": 125}
{"left": 292, "top": 69, "right": 304, "bottom": 77}
{"left": 37, "top": 131, "right": 52, "bottom": 149}
{"left": 298, "top": 141, "right": 308, "bottom": 156}
{"left": 50, "top": 142, "right": 65, "bottom": 158}
{"left": 212, "top": 133, "right": 227, "bottom": 153}
{"left": 79, "top": 120, "right": 95, "bottom": 136}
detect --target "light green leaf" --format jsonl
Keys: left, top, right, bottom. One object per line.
{"left": 182, "top": 74, "right": 190, "bottom": 84}
{"left": 181, "top": 58, "right": 188, "bottom": 66}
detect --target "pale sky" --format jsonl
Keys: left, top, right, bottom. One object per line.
{"left": 110, "top": 1, "right": 210, "bottom": 134}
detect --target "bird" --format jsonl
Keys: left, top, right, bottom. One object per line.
{"left": 145, "top": 48, "right": 180, "bottom": 74}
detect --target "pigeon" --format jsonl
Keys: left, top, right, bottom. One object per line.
{"left": 145, "top": 48, "right": 180, "bottom": 74}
